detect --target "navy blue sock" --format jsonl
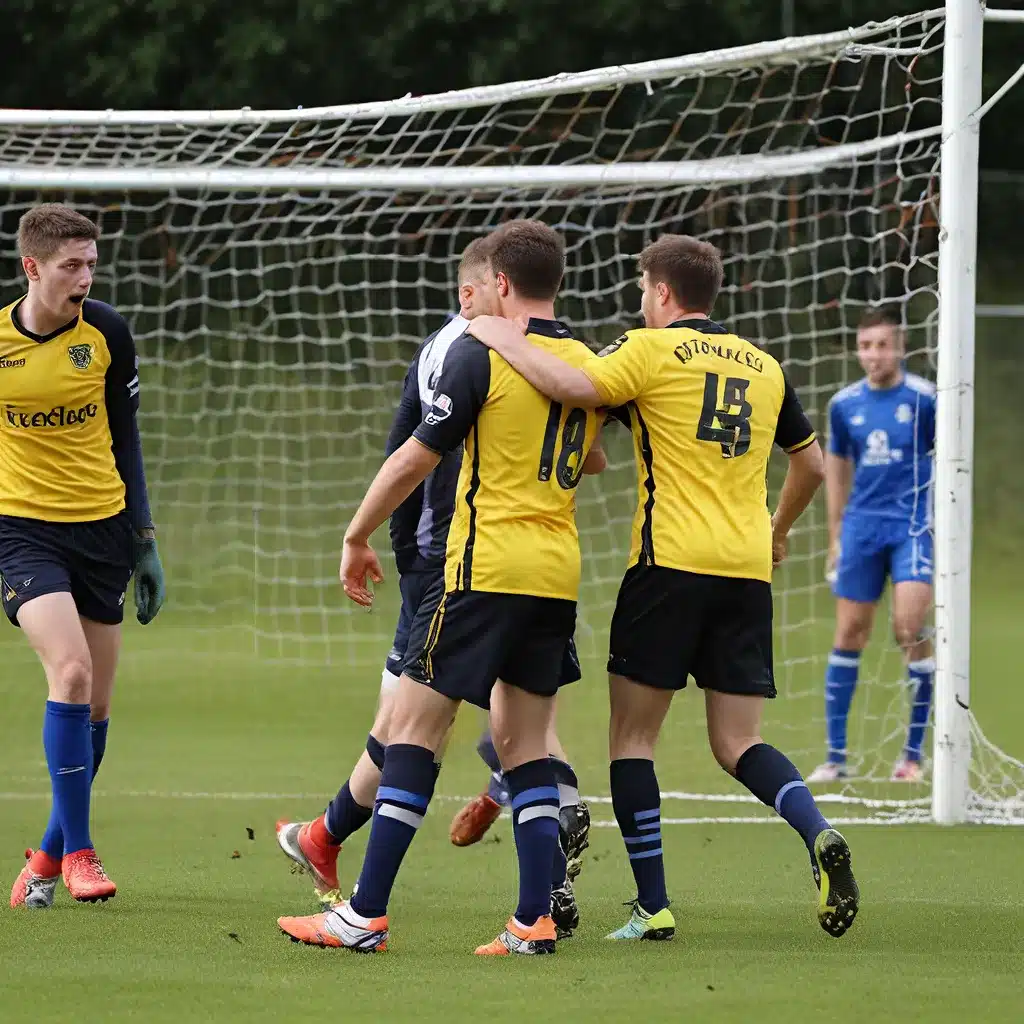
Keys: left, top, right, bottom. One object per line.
{"left": 825, "top": 649, "right": 860, "bottom": 764}
{"left": 325, "top": 781, "right": 373, "bottom": 844}
{"left": 41, "top": 701, "right": 92, "bottom": 856}
{"left": 735, "top": 743, "right": 830, "bottom": 853}
{"left": 506, "top": 758, "right": 560, "bottom": 927}
{"left": 40, "top": 716, "right": 109, "bottom": 858}
{"left": 478, "top": 730, "right": 510, "bottom": 806}
{"left": 610, "top": 758, "right": 668, "bottom": 915}
{"left": 350, "top": 743, "right": 436, "bottom": 918}
{"left": 905, "top": 658, "right": 935, "bottom": 761}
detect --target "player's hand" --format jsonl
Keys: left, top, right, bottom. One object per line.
{"left": 825, "top": 538, "right": 841, "bottom": 583}
{"left": 466, "top": 314, "right": 528, "bottom": 352}
{"left": 771, "top": 526, "right": 788, "bottom": 568}
{"left": 133, "top": 533, "right": 166, "bottom": 625}
{"left": 340, "top": 537, "right": 384, "bottom": 608}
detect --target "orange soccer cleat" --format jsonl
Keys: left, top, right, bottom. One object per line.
{"left": 10, "top": 849, "right": 61, "bottom": 909}
{"left": 279, "top": 905, "right": 388, "bottom": 952}
{"left": 62, "top": 849, "right": 116, "bottom": 903}
{"left": 449, "top": 793, "right": 503, "bottom": 847}
{"left": 475, "top": 915, "right": 557, "bottom": 956}
{"left": 275, "top": 816, "right": 342, "bottom": 906}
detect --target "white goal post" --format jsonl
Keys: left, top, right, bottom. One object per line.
{"left": 0, "top": 4, "right": 1020, "bottom": 825}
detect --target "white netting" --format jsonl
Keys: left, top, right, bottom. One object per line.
{"left": 0, "top": 9, "right": 1019, "bottom": 822}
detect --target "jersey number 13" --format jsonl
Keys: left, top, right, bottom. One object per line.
{"left": 696, "top": 372, "right": 753, "bottom": 459}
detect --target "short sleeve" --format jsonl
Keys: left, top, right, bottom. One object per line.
{"left": 580, "top": 331, "right": 651, "bottom": 407}
{"left": 775, "top": 372, "right": 816, "bottom": 453}
{"left": 827, "top": 394, "right": 852, "bottom": 458}
{"left": 413, "top": 335, "right": 491, "bottom": 454}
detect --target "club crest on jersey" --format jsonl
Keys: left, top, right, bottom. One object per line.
{"left": 67, "top": 343, "right": 93, "bottom": 370}
{"left": 424, "top": 393, "right": 452, "bottom": 425}
{"left": 895, "top": 403, "right": 913, "bottom": 424}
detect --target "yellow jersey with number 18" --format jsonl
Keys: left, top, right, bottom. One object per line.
{"left": 581, "top": 317, "right": 815, "bottom": 584}
{"left": 413, "top": 318, "right": 602, "bottom": 601}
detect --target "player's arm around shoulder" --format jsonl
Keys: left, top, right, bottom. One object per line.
{"left": 466, "top": 315, "right": 603, "bottom": 407}
{"left": 770, "top": 367, "right": 825, "bottom": 567}
{"left": 88, "top": 299, "right": 166, "bottom": 625}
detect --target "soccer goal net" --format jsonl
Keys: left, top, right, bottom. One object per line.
{"left": 0, "top": 7, "right": 1020, "bottom": 824}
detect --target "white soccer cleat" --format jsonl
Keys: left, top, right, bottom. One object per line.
{"left": 806, "top": 762, "right": 848, "bottom": 784}
{"left": 890, "top": 759, "right": 924, "bottom": 783}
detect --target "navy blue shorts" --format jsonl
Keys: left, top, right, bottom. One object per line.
{"left": 385, "top": 570, "right": 443, "bottom": 677}
{"left": 403, "top": 581, "right": 580, "bottom": 711}
{"left": 0, "top": 512, "right": 134, "bottom": 627}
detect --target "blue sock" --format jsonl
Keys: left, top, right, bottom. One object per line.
{"left": 905, "top": 657, "right": 935, "bottom": 761}
{"left": 825, "top": 648, "right": 860, "bottom": 764}
{"left": 325, "top": 781, "right": 373, "bottom": 844}
{"left": 736, "top": 743, "right": 830, "bottom": 854}
{"left": 41, "top": 701, "right": 92, "bottom": 856}
{"left": 40, "top": 717, "right": 110, "bottom": 858}
{"left": 610, "top": 758, "right": 668, "bottom": 915}
{"left": 350, "top": 743, "right": 436, "bottom": 918}
{"left": 477, "top": 731, "right": 510, "bottom": 806}
{"left": 506, "top": 758, "right": 560, "bottom": 927}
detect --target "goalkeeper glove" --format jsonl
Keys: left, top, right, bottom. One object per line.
{"left": 133, "top": 530, "right": 166, "bottom": 625}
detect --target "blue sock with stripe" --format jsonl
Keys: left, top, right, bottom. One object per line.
{"left": 350, "top": 743, "right": 436, "bottom": 919}
{"left": 41, "top": 701, "right": 93, "bottom": 857}
{"left": 610, "top": 758, "right": 668, "bottom": 915}
{"left": 736, "top": 743, "right": 830, "bottom": 854}
{"left": 477, "top": 731, "right": 510, "bottom": 807}
{"left": 825, "top": 648, "right": 860, "bottom": 764}
{"left": 905, "top": 657, "right": 935, "bottom": 761}
{"left": 506, "top": 758, "right": 561, "bottom": 927}
{"left": 40, "top": 716, "right": 109, "bottom": 859}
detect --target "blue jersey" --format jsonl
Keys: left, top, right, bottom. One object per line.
{"left": 386, "top": 314, "right": 467, "bottom": 575}
{"left": 827, "top": 372, "right": 935, "bottom": 528}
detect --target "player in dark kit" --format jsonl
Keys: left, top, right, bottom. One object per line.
{"left": 274, "top": 235, "right": 596, "bottom": 937}
{"left": 3, "top": 205, "right": 165, "bottom": 909}
{"left": 278, "top": 220, "right": 603, "bottom": 955}
{"left": 469, "top": 233, "right": 861, "bottom": 941}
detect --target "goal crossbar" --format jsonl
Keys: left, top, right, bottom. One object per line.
{"left": 0, "top": 10, "right": 944, "bottom": 128}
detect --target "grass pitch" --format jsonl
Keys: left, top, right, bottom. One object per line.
{"left": 1, "top": 565, "right": 1022, "bottom": 1023}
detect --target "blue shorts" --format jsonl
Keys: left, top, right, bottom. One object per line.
{"left": 832, "top": 515, "right": 933, "bottom": 604}
{"left": 385, "top": 569, "right": 581, "bottom": 689}
{"left": 0, "top": 512, "right": 134, "bottom": 627}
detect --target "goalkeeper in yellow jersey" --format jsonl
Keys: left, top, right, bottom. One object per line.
{"left": 3, "top": 205, "right": 165, "bottom": 909}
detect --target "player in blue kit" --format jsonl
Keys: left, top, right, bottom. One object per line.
{"left": 808, "top": 307, "right": 936, "bottom": 784}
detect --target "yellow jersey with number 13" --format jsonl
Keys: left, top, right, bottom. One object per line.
{"left": 581, "top": 317, "right": 815, "bottom": 584}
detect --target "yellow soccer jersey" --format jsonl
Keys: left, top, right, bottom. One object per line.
{"left": 0, "top": 297, "right": 146, "bottom": 523}
{"left": 581, "top": 317, "right": 815, "bottom": 583}
{"left": 413, "top": 318, "right": 601, "bottom": 601}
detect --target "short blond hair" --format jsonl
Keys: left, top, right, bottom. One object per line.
{"left": 458, "top": 236, "right": 491, "bottom": 280}
{"left": 18, "top": 204, "right": 100, "bottom": 261}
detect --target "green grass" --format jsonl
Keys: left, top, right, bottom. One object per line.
{"left": 0, "top": 560, "right": 1022, "bottom": 1022}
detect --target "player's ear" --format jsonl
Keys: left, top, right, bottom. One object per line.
{"left": 657, "top": 280, "right": 671, "bottom": 306}
{"left": 21, "top": 255, "right": 40, "bottom": 282}
{"left": 496, "top": 271, "right": 510, "bottom": 298}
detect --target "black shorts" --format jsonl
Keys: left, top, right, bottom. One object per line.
{"left": 0, "top": 512, "right": 134, "bottom": 627}
{"left": 607, "top": 563, "right": 776, "bottom": 697}
{"left": 385, "top": 569, "right": 444, "bottom": 677}
{"left": 403, "top": 584, "right": 579, "bottom": 710}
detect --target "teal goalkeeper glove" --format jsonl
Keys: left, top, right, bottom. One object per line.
{"left": 133, "top": 533, "right": 166, "bottom": 625}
